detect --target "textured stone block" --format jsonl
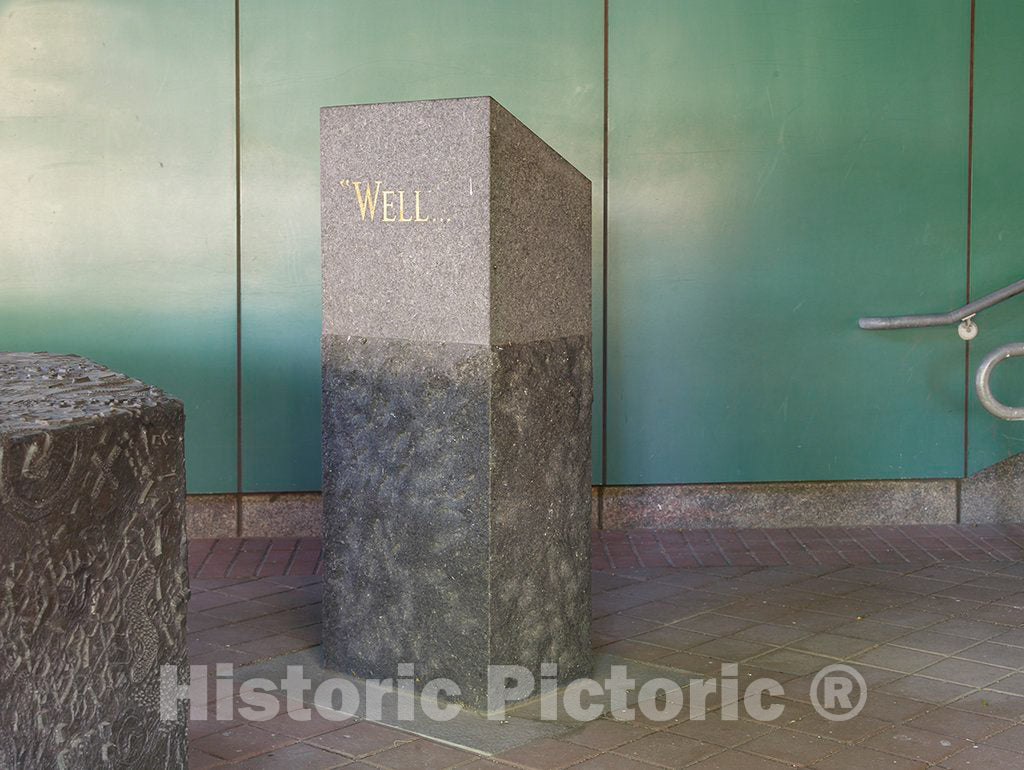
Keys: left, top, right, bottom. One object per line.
{"left": 0, "top": 353, "right": 188, "bottom": 768}
{"left": 321, "top": 97, "right": 591, "bottom": 709}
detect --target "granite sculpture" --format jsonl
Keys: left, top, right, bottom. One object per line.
{"left": 321, "top": 96, "right": 592, "bottom": 709}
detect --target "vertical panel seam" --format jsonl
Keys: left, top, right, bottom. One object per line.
{"left": 234, "top": 0, "right": 243, "bottom": 535}
{"left": 598, "top": 0, "right": 610, "bottom": 528}
{"left": 962, "top": 0, "right": 976, "bottom": 489}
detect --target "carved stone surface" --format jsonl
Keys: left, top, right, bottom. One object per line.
{"left": 0, "top": 353, "right": 188, "bottom": 768}
{"left": 321, "top": 97, "right": 592, "bottom": 709}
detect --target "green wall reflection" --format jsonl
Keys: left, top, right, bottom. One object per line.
{"left": 0, "top": 0, "right": 237, "bottom": 492}
{"left": 607, "top": 0, "right": 969, "bottom": 483}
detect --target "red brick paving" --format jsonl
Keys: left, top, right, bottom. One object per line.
{"left": 189, "top": 538, "right": 323, "bottom": 579}
{"left": 189, "top": 524, "right": 1024, "bottom": 580}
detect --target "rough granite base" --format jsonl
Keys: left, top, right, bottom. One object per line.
{"left": 0, "top": 353, "right": 188, "bottom": 769}
{"left": 321, "top": 335, "right": 591, "bottom": 709}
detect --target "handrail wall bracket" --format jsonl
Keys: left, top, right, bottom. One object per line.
{"left": 859, "top": 276, "right": 1024, "bottom": 422}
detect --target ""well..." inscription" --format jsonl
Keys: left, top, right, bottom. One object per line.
{"left": 339, "top": 179, "right": 439, "bottom": 223}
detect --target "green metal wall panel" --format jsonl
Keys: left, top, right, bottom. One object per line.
{"left": 607, "top": 0, "right": 969, "bottom": 484}
{"left": 967, "top": 0, "right": 1024, "bottom": 474}
{"left": 7, "top": 1, "right": 1007, "bottom": 493}
{"left": 239, "top": 0, "right": 604, "bottom": 491}
{"left": 0, "top": 0, "right": 237, "bottom": 492}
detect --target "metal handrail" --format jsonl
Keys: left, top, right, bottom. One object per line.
{"left": 858, "top": 276, "right": 1024, "bottom": 421}
{"left": 976, "top": 343, "right": 1024, "bottom": 421}
{"left": 859, "top": 277, "right": 1024, "bottom": 330}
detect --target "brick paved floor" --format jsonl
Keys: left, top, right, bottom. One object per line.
{"left": 188, "top": 524, "right": 1024, "bottom": 580}
{"left": 187, "top": 526, "right": 1024, "bottom": 768}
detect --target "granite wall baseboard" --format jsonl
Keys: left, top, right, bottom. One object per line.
{"left": 186, "top": 494, "right": 236, "bottom": 538}
{"left": 961, "top": 452, "right": 1024, "bottom": 523}
{"left": 597, "top": 455, "right": 1024, "bottom": 529}
{"left": 597, "top": 480, "right": 959, "bottom": 529}
{"left": 186, "top": 493, "right": 322, "bottom": 539}
{"left": 187, "top": 451, "right": 1024, "bottom": 536}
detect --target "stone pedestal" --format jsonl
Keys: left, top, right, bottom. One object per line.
{"left": 0, "top": 353, "right": 188, "bottom": 768}
{"left": 321, "top": 97, "right": 592, "bottom": 709}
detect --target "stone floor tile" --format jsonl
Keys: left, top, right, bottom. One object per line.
{"left": 789, "top": 633, "right": 876, "bottom": 658}
{"left": 667, "top": 717, "right": 775, "bottom": 748}
{"left": 828, "top": 620, "right": 911, "bottom": 643}
{"left": 739, "top": 728, "right": 843, "bottom": 765}
{"left": 916, "top": 658, "right": 1012, "bottom": 687}
{"left": 631, "top": 626, "right": 714, "bottom": 650}
{"left": 810, "top": 746, "right": 928, "bottom": 769}
{"left": 191, "top": 723, "right": 297, "bottom": 762}
{"left": 991, "top": 628, "right": 1024, "bottom": 648}
{"left": 687, "top": 637, "right": 771, "bottom": 662}
{"left": 685, "top": 748, "right": 792, "bottom": 768}
{"left": 233, "top": 632, "right": 315, "bottom": 660}
{"left": 674, "top": 614, "right": 757, "bottom": 637}
{"left": 864, "top": 609, "right": 948, "bottom": 630}
{"left": 188, "top": 747, "right": 227, "bottom": 769}
{"left": 956, "top": 641, "right": 1024, "bottom": 669}
{"left": 786, "top": 711, "right": 890, "bottom": 742}
{"left": 563, "top": 719, "right": 653, "bottom": 750}
{"left": 611, "top": 731, "right": 720, "bottom": 768}
{"left": 230, "top": 742, "right": 351, "bottom": 769}
{"left": 905, "top": 706, "right": 1010, "bottom": 741}
{"left": 732, "top": 623, "right": 811, "bottom": 646}
{"left": 857, "top": 693, "right": 933, "bottom": 723}
{"left": 876, "top": 675, "right": 974, "bottom": 704}
{"left": 370, "top": 739, "right": 478, "bottom": 769}
{"left": 570, "top": 753, "right": 674, "bottom": 770}
{"left": 747, "top": 649, "right": 834, "bottom": 676}
{"left": 310, "top": 721, "right": 415, "bottom": 758}
{"left": 989, "top": 672, "right": 1024, "bottom": 696}
{"left": 891, "top": 630, "right": 977, "bottom": 655}
{"left": 595, "top": 639, "right": 675, "bottom": 662}
{"left": 861, "top": 725, "right": 968, "bottom": 763}
{"left": 249, "top": 699, "right": 354, "bottom": 740}
{"left": 654, "top": 651, "right": 728, "bottom": 676}
{"left": 622, "top": 600, "right": 707, "bottom": 624}
{"left": 772, "top": 609, "right": 848, "bottom": 633}
{"left": 950, "top": 689, "right": 1024, "bottom": 721}
{"left": 216, "top": 580, "right": 294, "bottom": 601}
{"left": 851, "top": 646, "right": 945, "bottom": 674}
{"left": 590, "top": 614, "right": 660, "bottom": 639}
{"left": 203, "top": 600, "right": 281, "bottom": 624}
{"left": 940, "top": 743, "right": 1024, "bottom": 769}
{"left": 982, "top": 723, "right": 1024, "bottom": 753}
{"left": 927, "top": 619, "right": 1007, "bottom": 641}
{"left": 495, "top": 738, "right": 596, "bottom": 769}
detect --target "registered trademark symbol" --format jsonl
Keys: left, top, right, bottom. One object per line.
{"left": 810, "top": 664, "right": 867, "bottom": 721}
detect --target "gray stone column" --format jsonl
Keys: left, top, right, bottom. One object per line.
{"left": 0, "top": 353, "right": 188, "bottom": 768}
{"left": 320, "top": 97, "right": 592, "bottom": 710}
